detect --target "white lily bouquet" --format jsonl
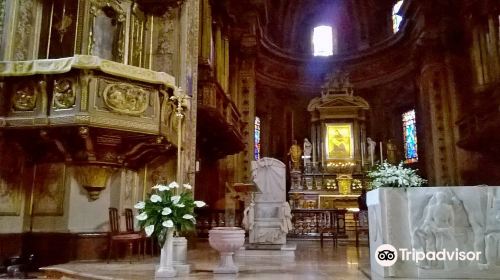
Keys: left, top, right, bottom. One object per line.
{"left": 368, "top": 161, "right": 427, "bottom": 188}
{"left": 134, "top": 181, "right": 206, "bottom": 247}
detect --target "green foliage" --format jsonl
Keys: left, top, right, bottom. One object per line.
{"left": 367, "top": 161, "right": 427, "bottom": 188}
{"left": 134, "top": 182, "right": 206, "bottom": 248}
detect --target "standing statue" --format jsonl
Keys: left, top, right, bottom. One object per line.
{"left": 303, "top": 138, "right": 312, "bottom": 167}
{"left": 386, "top": 139, "right": 398, "bottom": 164}
{"left": 367, "top": 137, "right": 376, "bottom": 166}
{"left": 288, "top": 139, "right": 302, "bottom": 171}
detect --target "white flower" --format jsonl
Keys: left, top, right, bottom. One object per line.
{"left": 136, "top": 212, "right": 148, "bottom": 221}
{"left": 183, "top": 184, "right": 192, "bottom": 190}
{"left": 145, "top": 225, "right": 154, "bottom": 237}
{"left": 152, "top": 184, "right": 162, "bottom": 189}
{"left": 158, "top": 184, "right": 169, "bottom": 191}
{"left": 171, "top": 195, "right": 181, "bottom": 204}
{"left": 194, "top": 201, "right": 206, "bottom": 207}
{"left": 183, "top": 214, "right": 194, "bottom": 220}
{"left": 162, "top": 220, "right": 174, "bottom": 228}
{"left": 134, "top": 201, "right": 145, "bottom": 209}
{"left": 150, "top": 194, "right": 162, "bottom": 203}
{"left": 162, "top": 207, "right": 172, "bottom": 215}
{"left": 175, "top": 203, "right": 185, "bottom": 208}
{"left": 168, "top": 182, "right": 179, "bottom": 189}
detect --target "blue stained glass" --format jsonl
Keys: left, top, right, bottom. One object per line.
{"left": 403, "top": 110, "right": 418, "bottom": 163}
{"left": 254, "top": 117, "right": 261, "bottom": 160}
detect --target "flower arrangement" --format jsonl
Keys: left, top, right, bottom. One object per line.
{"left": 134, "top": 181, "right": 206, "bottom": 247}
{"left": 367, "top": 161, "right": 427, "bottom": 188}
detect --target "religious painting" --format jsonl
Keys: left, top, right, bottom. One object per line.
{"left": 32, "top": 163, "right": 66, "bottom": 216}
{"left": 325, "top": 123, "right": 353, "bottom": 160}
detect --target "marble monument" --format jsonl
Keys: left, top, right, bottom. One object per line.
{"left": 368, "top": 186, "right": 500, "bottom": 279}
{"left": 243, "top": 157, "right": 292, "bottom": 245}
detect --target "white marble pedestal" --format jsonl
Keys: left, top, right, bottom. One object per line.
{"left": 172, "top": 237, "right": 191, "bottom": 276}
{"left": 236, "top": 243, "right": 296, "bottom": 259}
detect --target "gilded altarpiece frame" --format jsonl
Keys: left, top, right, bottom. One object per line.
{"left": 32, "top": 163, "right": 66, "bottom": 216}
{"left": 324, "top": 123, "right": 353, "bottom": 160}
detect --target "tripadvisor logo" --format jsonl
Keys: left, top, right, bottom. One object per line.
{"left": 374, "top": 244, "right": 482, "bottom": 267}
{"left": 375, "top": 244, "right": 398, "bottom": 267}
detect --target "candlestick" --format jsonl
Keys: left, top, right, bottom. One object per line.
{"left": 379, "top": 141, "right": 383, "bottom": 163}
{"left": 361, "top": 142, "right": 364, "bottom": 168}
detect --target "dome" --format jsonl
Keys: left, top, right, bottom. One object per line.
{"left": 263, "top": 0, "right": 396, "bottom": 55}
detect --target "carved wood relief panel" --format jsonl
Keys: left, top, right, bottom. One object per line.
{"left": 0, "top": 140, "right": 24, "bottom": 216}
{"left": 32, "top": 163, "right": 66, "bottom": 216}
{"left": 53, "top": 78, "right": 76, "bottom": 110}
{"left": 94, "top": 77, "right": 156, "bottom": 118}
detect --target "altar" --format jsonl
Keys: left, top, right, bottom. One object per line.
{"left": 368, "top": 186, "right": 500, "bottom": 279}
{"left": 288, "top": 71, "right": 371, "bottom": 211}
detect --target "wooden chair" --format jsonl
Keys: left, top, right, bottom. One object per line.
{"left": 124, "top": 208, "right": 153, "bottom": 256}
{"left": 354, "top": 210, "right": 369, "bottom": 247}
{"left": 107, "top": 207, "right": 143, "bottom": 263}
{"left": 319, "top": 211, "right": 338, "bottom": 247}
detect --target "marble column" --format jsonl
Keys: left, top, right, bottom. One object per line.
{"left": 416, "top": 44, "right": 459, "bottom": 185}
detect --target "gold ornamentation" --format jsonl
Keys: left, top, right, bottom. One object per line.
{"left": 73, "top": 165, "right": 115, "bottom": 200}
{"left": 53, "top": 79, "right": 76, "bottom": 109}
{"left": 325, "top": 123, "right": 353, "bottom": 160}
{"left": 337, "top": 174, "right": 352, "bottom": 195}
{"left": 102, "top": 83, "right": 149, "bottom": 115}
{"left": 12, "top": 83, "right": 36, "bottom": 111}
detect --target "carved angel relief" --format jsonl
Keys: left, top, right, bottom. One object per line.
{"left": 102, "top": 83, "right": 149, "bottom": 115}
{"left": 12, "top": 83, "right": 37, "bottom": 111}
{"left": 53, "top": 79, "right": 75, "bottom": 109}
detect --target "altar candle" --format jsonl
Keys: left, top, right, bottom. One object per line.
{"left": 379, "top": 141, "right": 383, "bottom": 163}
{"left": 361, "top": 143, "right": 365, "bottom": 167}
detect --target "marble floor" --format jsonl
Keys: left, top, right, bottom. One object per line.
{"left": 38, "top": 240, "right": 500, "bottom": 280}
{"left": 40, "top": 240, "right": 372, "bottom": 280}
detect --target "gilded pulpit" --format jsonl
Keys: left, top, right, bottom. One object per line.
{"left": 0, "top": 0, "right": 187, "bottom": 200}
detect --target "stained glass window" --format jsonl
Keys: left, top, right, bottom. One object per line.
{"left": 403, "top": 109, "right": 418, "bottom": 163}
{"left": 254, "top": 116, "right": 261, "bottom": 160}
{"left": 392, "top": 1, "right": 404, "bottom": 33}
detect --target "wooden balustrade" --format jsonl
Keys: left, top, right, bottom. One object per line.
{"left": 194, "top": 208, "right": 347, "bottom": 239}
{"left": 289, "top": 209, "right": 347, "bottom": 238}
{"left": 195, "top": 209, "right": 244, "bottom": 238}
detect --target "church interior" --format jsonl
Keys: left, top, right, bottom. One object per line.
{"left": 0, "top": 0, "right": 499, "bottom": 279}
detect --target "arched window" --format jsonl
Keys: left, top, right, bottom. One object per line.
{"left": 402, "top": 109, "right": 418, "bottom": 163}
{"left": 254, "top": 116, "right": 261, "bottom": 160}
{"left": 392, "top": 1, "right": 404, "bottom": 33}
{"left": 312, "top": 25, "right": 335, "bottom": 56}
